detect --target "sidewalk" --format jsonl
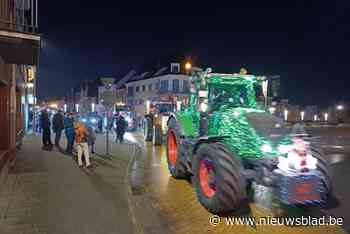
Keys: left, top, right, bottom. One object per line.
{"left": 0, "top": 133, "right": 136, "bottom": 234}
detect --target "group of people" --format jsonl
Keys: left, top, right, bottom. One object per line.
{"left": 39, "top": 109, "right": 128, "bottom": 168}
{"left": 40, "top": 110, "right": 96, "bottom": 168}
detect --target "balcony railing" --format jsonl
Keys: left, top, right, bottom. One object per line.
{"left": 0, "top": 0, "right": 38, "bottom": 33}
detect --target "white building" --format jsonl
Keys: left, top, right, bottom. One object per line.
{"left": 125, "top": 63, "right": 190, "bottom": 117}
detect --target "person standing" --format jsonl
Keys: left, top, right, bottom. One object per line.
{"left": 116, "top": 115, "right": 127, "bottom": 143}
{"left": 87, "top": 125, "right": 96, "bottom": 155}
{"left": 52, "top": 110, "right": 64, "bottom": 149}
{"left": 40, "top": 109, "right": 53, "bottom": 150}
{"left": 74, "top": 121, "right": 91, "bottom": 168}
{"left": 64, "top": 112, "right": 75, "bottom": 155}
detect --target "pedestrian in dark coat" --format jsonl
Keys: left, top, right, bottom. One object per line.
{"left": 64, "top": 113, "right": 75, "bottom": 155}
{"left": 116, "top": 115, "right": 127, "bottom": 143}
{"left": 52, "top": 110, "right": 65, "bottom": 149}
{"left": 40, "top": 109, "right": 53, "bottom": 149}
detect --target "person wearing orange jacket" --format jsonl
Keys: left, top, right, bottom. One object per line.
{"left": 74, "top": 121, "right": 92, "bottom": 168}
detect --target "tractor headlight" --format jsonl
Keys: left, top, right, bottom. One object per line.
{"left": 199, "top": 102, "right": 208, "bottom": 112}
{"left": 261, "top": 144, "right": 272, "bottom": 153}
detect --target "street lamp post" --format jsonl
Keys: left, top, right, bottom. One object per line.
{"left": 336, "top": 105, "right": 344, "bottom": 123}
{"left": 284, "top": 109, "right": 288, "bottom": 122}
{"left": 324, "top": 113, "right": 328, "bottom": 122}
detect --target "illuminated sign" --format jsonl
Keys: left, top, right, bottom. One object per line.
{"left": 27, "top": 67, "right": 34, "bottom": 82}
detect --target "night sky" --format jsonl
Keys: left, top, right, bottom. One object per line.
{"left": 38, "top": 1, "right": 350, "bottom": 106}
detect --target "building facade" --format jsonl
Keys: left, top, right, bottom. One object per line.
{"left": 0, "top": 0, "right": 40, "bottom": 178}
{"left": 125, "top": 63, "right": 190, "bottom": 118}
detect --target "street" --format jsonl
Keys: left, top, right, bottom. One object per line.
{"left": 0, "top": 127, "right": 349, "bottom": 234}
{"left": 133, "top": 126, "right": 350, "bottom": 234}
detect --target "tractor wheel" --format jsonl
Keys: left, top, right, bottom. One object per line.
{"left": 193, "top": 142, "right": 247, "bottom": 215}
{"left": 310, "top": 146, "right": 332, "bottom": 197}
{"left": 153, "top": 125, "right": 163, "bottom": 145}
{"left": 143, "top": 117, "right": 153, "bottom": 142}
{"left": 166, "top": 118, "right": 189, "bottom": 179}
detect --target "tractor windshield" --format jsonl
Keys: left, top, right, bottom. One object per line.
{"left": 246, "top": 112, "right": 290, "bottom": 142}
{"left": 209, "top": 84, "right": 255, "bottom": 111}
{"left": 155, "top": 103, "right": 174, "bottom": 113}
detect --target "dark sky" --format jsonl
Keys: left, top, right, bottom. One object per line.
{"left": 38, "top": 1, "right": 350, "bottom": 106}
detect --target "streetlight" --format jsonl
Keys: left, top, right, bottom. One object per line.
{"left": 91, "top": 103, "right": 95, "bottom": 112}
{"left": 314, "top": 114, "right": 318, "bottom": 121}
{"left": 284, "top": 109, "right": 288, "bottom": 121}
{"left": 300, "top": 111, "right": 305, "bottom": 121}
{"left": 63, "top": 104, "right": 67, "bottom": 113}
{"left": 185, "top": 62, "right": 192, "bottom": 71}
{"left": 336, "top": 105, "right": 344, "bottom": 123}
{"left": 75, "top": 104, "right": 79, "bottom": 113}
{"left": 337, "top": 105, "right": 344, "bottom": 110}
{"left": 324, "top": 113, "right": 328, "bottom": 122}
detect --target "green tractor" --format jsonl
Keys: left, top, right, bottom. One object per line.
{"left": 166, "top": 68, "right": 332, "bottom": 215}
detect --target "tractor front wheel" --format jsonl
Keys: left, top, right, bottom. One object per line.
{"left": 166, "top": 118, "right": 188, "bottom": 179}
{"left": 193, "top": 142, "right": 247, "bottom": 214}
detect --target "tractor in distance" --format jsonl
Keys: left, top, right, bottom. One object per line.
{"left": 165, "top": 68, "right": 332, "bottom": 215}
{"left": 143, "top": 100, "right": 180, "bottom": 145}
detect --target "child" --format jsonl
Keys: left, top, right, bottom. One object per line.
{"left": 87, "top": 126, "right": 96, "bottom": 155}
{"left": 74, "top": 121, "right": 92, "bottom": 168}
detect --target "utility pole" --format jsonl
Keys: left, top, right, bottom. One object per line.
{"left": 100, "top": 77, "right": 116, "bottom": 157}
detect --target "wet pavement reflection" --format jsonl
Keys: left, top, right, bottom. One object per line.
{"left": 142, "top": 141, "right": 346, "bottom": 234}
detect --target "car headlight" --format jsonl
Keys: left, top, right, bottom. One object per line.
{"left": 261, "top": 144, "right": 272, "bottom": 153}
{"left": 90, "top": 118, "right": 97, "bottom": 124}
{"left": 81, "top": 118, "right": 87, "bottom": 123}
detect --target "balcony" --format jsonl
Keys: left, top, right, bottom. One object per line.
{"left": 0, "top": 0, "right": 40, "bottom": 65}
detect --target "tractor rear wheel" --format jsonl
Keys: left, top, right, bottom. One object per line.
{"left": 143, "top": 117, "right": 153, "bottom": 142}
{"left": 166, "top": 118, "right": 188, "bottom": 179}
{"left": 193, "top": 142, "right": 247, "bottom": 214}
{"left": 153, "top": 125, "right": 163, "bottom": 145}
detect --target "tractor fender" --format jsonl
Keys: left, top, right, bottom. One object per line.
{"left": 167, "top": 113, "right": 178, "bottom": 126}
{"left": 193, "top": 136, "right": 229, "bottom": 155}
{"left": 167, "top": 114, "right": 185, "bottom": 136}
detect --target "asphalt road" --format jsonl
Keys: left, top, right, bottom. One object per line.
{"left": 307, "top": 127, "right": 350, "bottom": 233}
{"left": 139, "top": 126, "right": 350, "bottom": 234}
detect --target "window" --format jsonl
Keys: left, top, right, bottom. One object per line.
{"left": 127, "top": 87, "right": 134, "bottom": 97}
{"left": 127, "top": 99, "right": 133, "bottom": 106}
{"left": 142, "top": 85, "right": 146, "bottom": 91}
{"left": 155, "top": 82, "right": 159, "bottom": 90}
{"left": 136, "top": 86, "right": 140, "bottom": 92}
{"left": 172, "top": 79, "right": 180, "bottom": 92}
{"left": 170, "top": 63, "right": 180, "bottom": 73}
{"left": 160, "top": 80, "right": 169, "bottom": 92}
{"left": 148, "top": 84, "right": 153, "bottom": 91}
{"left": 183, "top": 80, "right": 190, "bottom": 93}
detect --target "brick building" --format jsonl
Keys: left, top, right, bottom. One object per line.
{"left": 0, "top": 0, "right": 40, "bottom": 179}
